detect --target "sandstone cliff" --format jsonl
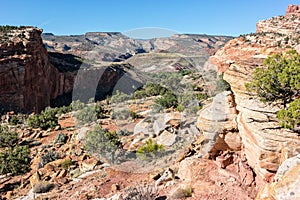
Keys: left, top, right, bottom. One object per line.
{"left": 0, "top": 27, "right": 76, "bottom": 113}
{"left": 209, "top": 5, "right": 300, "bottom": 184}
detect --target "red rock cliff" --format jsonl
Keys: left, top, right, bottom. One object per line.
{"left": 209, "top": 6, "right": 300, "bottom": 185}
{"left": 0, "top": 27, "right": 74, "bottom": 112}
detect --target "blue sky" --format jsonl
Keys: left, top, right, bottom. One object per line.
{"left": 1, "top": 0, "right": 299, "bottom": 37}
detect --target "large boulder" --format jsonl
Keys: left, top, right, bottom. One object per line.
{"left": 257, "top": 154, "right": 300, "bottom": 200}
{"left": 197, "top": 91, "right": 240, "bottom": 157}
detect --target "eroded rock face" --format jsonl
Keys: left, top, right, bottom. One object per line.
{"left": 257, "top": 4, "right": 300, "bottom": 35}
{"left": 197, "top": 91, "right": 240, "bottom": 157}
{"left": 210, "top": 7, "right": 300, "bottom": 181}
{"left": 0, "top": 27, "right": 74, "bottom": 112}
{"left": 286, "top": 4, "right": 300, "bottom": 16}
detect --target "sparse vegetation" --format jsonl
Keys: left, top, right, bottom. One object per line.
{"left": 27, "top": 107, "right": 59, "bottom": 130}
{"left": 54, "top": 132, "right": 68, "bottom": 144}
{"left": 39, "top": 150, "right": 59, "bottom": 168}
{"left": 61, "top": 159, "right": 73, "bottom": 170}
{"left": 246, "top": 50, "right": 300, "bottom": 131}
{"left": 155, "top": 92, "right": 178, "bottom": 109}
{"left": 124, "top": 184, "right": 158, "bottom": 200}
{"left": 134, "top": 82, "right": 169, "bottom": 99}
{"left": 111, "top": 90, "right": 132, "bottom": 103}
{"left": 0, "top": 126, "right": 19, "bottom": 148}
{"left": 84, "top": 125, "right": 121, "bottom": 163}
{"left": 0, "top": 125, "right": 30, "bottom": 175}
{"left": 137, "top": 139, "right": 164, "bottom": 159}
{"left": 32, "top": 181, "right": 55, "bottom": 194}
{"left": 172, "top": 185, "right": 193, "bottom": 199}
{"left": 246, "top": 50, "right": 300, "bottom": 107}
{"left": 277, "top": 99, "right": 300, "bottom": 130}
{"left": 74, "top": 103, "right": 105, "bottom": 125}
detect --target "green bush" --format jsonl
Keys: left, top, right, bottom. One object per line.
{"left": 84, "top": 125, "right": 121, "bottom": 163}
{"left": 0, "top": 125, "right": 31, "bottom": 175}
{"left": 111, "top": 109, "right": 131, "bottom": 120}
{"left": 277, "top": 99, "right": 300, "bottom": 130}
{"left": 215, "top": 74, "right": 231, "bottom": 92}
{"left": 61, "top": 159, "right": 72, "bottom": 170}
{"left": 245, "top": 50, "right": 300, "bottom": 107}
{"left": 39, "top": 151, "right": 59, "bottom": 168}
{"left": 111, "top": 90, "right": 132, "bottom": 103}
{"left": 0, "top": 126, "right": 19, "bottom": 147}
{"left": 70, "top": 100, "right": 86, "bottom": 111}
{"left": 0, "top": 145, "right": 30, "bottom": 175}
{"left": 54, "top": 132, "right": 68, "bottom": 144}
{"left": 27, "top": 107, "right": 59, "bottom": 130}
{"left": 74, "top": 104, "right": 105, "bottom": 125}
{"left": 9, "top": 115, "right": 20, "bottom": 125}
{"left": 137, "top": 139, "right": 164, "bottom": 158}
{"left": 155, "top": 92, "right": 178, "bottom": 109}
{"left": 134, "top": 83, "right": 169, "bottom": 99}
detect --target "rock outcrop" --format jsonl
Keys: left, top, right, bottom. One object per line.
{"left": 257, "top": 154, "right": 300, "bottom": 200}
{"left": 257, "top": 5, "right": 300, "bottom": 35}
{"left": 210, "top": 5, "right": 300, "bottom": 182}
{"left": 286, "top": 4, "right": 300, "bottom": 16}
{"left": 0, "top": 27, "right": 75, "bottom": 112}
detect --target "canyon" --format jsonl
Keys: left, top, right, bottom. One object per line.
{"left": 0, "top": 4, "right": 299, "bottom": 200}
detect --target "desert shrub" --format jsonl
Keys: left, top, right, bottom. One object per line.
{"left": 245, "top": 51, "right": 300, "bottom": 131}
{"left": 70, "top": 100, "right": 85, "bottom": 111}
{"left": 124, "top": 184, "right": 158, "bottom": 200}
{"left": 0, "top": 125, "right": 31, "bottom": 175}
{"left": 74, "top": 104, "right": 105, "bottom": 125}
{"left": 54, "top": 132, "right": 68, "bottom": 144}
{"left": 134, "top": 83, "right": 169, "bottom": 99}
{"left": 9, "top": 115, "right": 20, "bottom": 125}
{"left": 137, "top": 139, "right": 164, "bottom": 158}
{"left": 245, "top": 50, "right": 300, "bottom": 107}
{"left": 155, "top": 92, "right": 178, "bottom": 109}
{"left": 117, "top": 129, "right": 132, "bottom": 136}
{"left": 32, "top": 182, "right": 55, "bottom": 194}
{"left": 171, "top": 186, "right": 193, "bottom": 199}
{"left": 177, "top": 105, "right": 185, "bottom": 112}
{"left": 215, "top": 74, "right": 231, "bottom": 92}
{"left": 0, "top": 126, "right": 19, "bottom": 147}
{"left": 196, "top": 93, "right": 209, "bottom": 101}
{"left": 0, "top": 145, "right": 31, "bottom": 175}
{"left": 27, "top": 107, "right": 59, "bottom": 130}
{"left": 111, "top": 90, "right": 132, "bottom": 103}
{"left": 179, "top": 70, "right": 192, "bottom": 76}
{"left": 151, "top": 72, "right": 183, "bottom": 91}
{"left": 39, "top": 151, "right": 59, "bottom": 168}
{"left": 61, "top": 159, "right": 72, "bottom": 170}
{"left": 277, "top": 99, "right": 300, "bottom": 130}
{"left": 111, "top": 109, "right": 140, "bottom": 120}
{"left": 111, "top": 108, "right": 131, "bottom": 120}
{"left": 84, "top": 125, "right": 121, "bottom": 163}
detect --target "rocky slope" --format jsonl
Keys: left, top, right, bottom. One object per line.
{"left": 209, "top": 4, "right": 300, "bottom": 199}
{"left": 0, "top": 27, "right": 75, "bottom": 113}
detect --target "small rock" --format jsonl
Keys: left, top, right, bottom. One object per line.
{"left": 111, "top": 183, "right": 120, "bottom": 192}
{"left": 80, "top": 157, "right": 101, "bottom": 172}
{"left": 157, "top": 130, "right": 178, "bottom": 146}
{"left": 155, "top": 168, "right": 175, "bottom": 186}
{"left": 30, "top": 171, "right": 41, "bottom": 188}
